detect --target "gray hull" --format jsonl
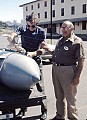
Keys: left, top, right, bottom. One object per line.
{"left": 0, "top": 50, "right": 40, "bottom": 90}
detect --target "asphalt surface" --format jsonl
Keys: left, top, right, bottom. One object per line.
{"left": 0, "top": 36, "right": 87, "bottom": 120}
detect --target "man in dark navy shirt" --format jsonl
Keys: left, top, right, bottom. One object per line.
{"left": 8, "top": 12, "right": 46, "bottom": 91}
{"left": 8, "top": 13, "right": 47, "bottom": 117}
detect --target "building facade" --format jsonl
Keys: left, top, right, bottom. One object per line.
{"left": 20, "top": 0, "right": 87, "bottom": 39}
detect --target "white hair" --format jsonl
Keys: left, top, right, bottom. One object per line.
{"left": 63, "top": 21, "right": 74, "bottom": 29}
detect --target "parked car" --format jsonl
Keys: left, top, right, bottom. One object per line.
{"left": 46, "top": 33, "right": 62, "bottom": 39}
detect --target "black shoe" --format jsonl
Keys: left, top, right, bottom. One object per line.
{"left": 50, "top": 116, "right": 65, "bottom": 120}
{"left": 36, "top": 83, "right": 42, "bottom": 92}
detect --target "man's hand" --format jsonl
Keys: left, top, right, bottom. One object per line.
{"left": 27, "top": 51, "right": 37, "bottom": 58}
{"left": 40, "top": 42, "right": 54, "bottom": 54}
{"left": 40, "top": 41, "right": 49, "bottom": 50}
{"left": 7, "top": 33, "right": 18, "bottom": 43}
{"left": 15, "top": 44, "right": 26, "bottom": 54}
{"left": 71, "top": 58, "right": 84, "bottom": 86}
{"left": 27, "top": 49, "right": 45, "bottom": 58}
{"left": 71, "top": 77, "right": 80, "bottom": 86}
{"left": 37, "top": 49, "right": 45, "bottom": 56}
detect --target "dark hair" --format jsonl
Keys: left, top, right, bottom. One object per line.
{"left": 26, "top": 12, "right": 40, "bottom": 23}
{"left": 26, "top": 15, "right": 33, "bottom": 22}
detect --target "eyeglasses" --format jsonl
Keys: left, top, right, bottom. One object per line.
{"left": 27, "top": 25, "right": 36, "bottom": 28}
{"left": 61, "top": 26, "right": 70, "bottom": 30}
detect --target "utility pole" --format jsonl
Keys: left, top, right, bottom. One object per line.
{"left": 50, "top": 0, "right": 52, "bottom": 44}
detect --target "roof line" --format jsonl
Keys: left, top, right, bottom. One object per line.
{"left": 19, "top": 0, "right": 41, "bottom": 7}
{"left": 39, "top": 17, "right": 87, "bottom": 25}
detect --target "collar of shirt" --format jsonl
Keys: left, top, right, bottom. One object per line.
{"left": 61, "top": 33, "right": 75, "bottom": 43}
{"left": 67, "top": 33, "right": 75, "bottom": 43}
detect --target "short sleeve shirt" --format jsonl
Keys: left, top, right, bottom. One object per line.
{"left": 52, "top": 34, "right": 85, "bottom": 64}
{"left": 16, "top": 26, "right": 46, "bottom": 52}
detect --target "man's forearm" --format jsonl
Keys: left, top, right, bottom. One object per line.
{"left": 75, "top": 58, "right": 84, "bottom": 78}
{"left": 11, "top": 32, "right": 18, "bottom": 38}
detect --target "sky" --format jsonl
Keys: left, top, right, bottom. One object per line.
{"left": 0, "top": 0, "right": 34, "bottom": 23}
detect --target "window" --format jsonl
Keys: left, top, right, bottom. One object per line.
{"left": 26, "top": 6, "right": 28, "bottom": 11}
{"left": 45, "top": 11, "right": 47, "bottom": 18}
{"left": 44, "top": 24, "right": 48, "bottom": 28}
{"left": 61, "top": 0, "right": 64, "bottom": 3}
{"left": 71, "top": 6, "right": 75, "bottom": 15}
{"left": 73, "top": 22, "right": 75, "bottom": 30}
{"left": 82, "top": 21, "right": 86, "bottom": 30}
{"left": 82, "top": 4, "right": 86, "bottom": 13}
{"left": 60, "top": 23, "right": 62, "bottom": 27}
{"left": 31, "top": 5, "right": 33, "bottom": 10}
{"left": 38, "top": 3, "right": 40, "bottom": 8}
{"left": 26, "top": 15, "right": 28, "bottom": 19}
{"left": 52, "top": 0, "right": 55, "bottom": 5}
{"left": 44, "top": 1, "right": 47, "bottom": 7}
{"left": 38, "top": 13, "right": 40, "bottom": 18}
{"left": 61, "top": 8, "right": 64, "bottom": 16}
{"left": 52, "top": 10, "right": 55, "bottom": 17}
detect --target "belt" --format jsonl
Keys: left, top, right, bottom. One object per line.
{"left": 53, "top": 62, "right": 76, "bottom": 66}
